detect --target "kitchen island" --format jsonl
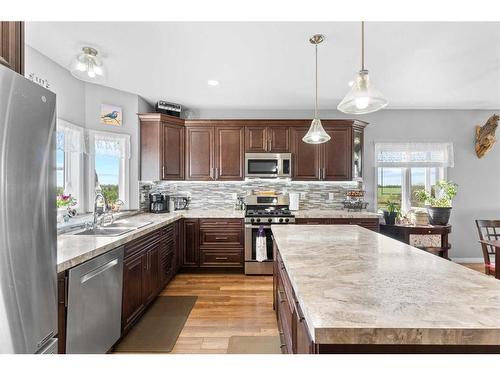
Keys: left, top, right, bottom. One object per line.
{"left": 271, "top": 224, "right": 500, "bottom": 353}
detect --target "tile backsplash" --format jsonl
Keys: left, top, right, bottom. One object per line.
{"left": 139, "top": 180, "right": 362, "bottom": 211}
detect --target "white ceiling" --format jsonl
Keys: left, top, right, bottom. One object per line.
{"left": 26, "top": 22, "right": 500, "bottom": 110}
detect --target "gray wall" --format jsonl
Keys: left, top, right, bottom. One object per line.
{"left": 190, "top": 108, "right": 499, "bottom": 261}
{"left": 25, "top": 46, "right": 86, "bottom": 126}
{"left": 26, "top": 45, "right": 148, "bottom": 210}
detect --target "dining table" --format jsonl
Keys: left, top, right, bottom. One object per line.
{"left": 479, "top": 239, "right": 500, "bottom": 279}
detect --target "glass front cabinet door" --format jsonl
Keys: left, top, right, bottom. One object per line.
{"left": 352, "top": 128, "right": 363, "bottom": 180}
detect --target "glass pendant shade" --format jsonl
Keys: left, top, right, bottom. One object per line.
{"left": 302, "top": 118, "right": 331, "bottom": 144}
{"left": 337, "top": 70, "right": 388, "bottom": 114}
{"left": 70, "top": 47, "right": 105, "bottom": 83}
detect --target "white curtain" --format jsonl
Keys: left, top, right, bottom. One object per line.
{"left": 56, "top": 119, "right": 86, "bottom": 153}
{"left": 375, "top": 142, "right": 454, "bottom": 168}
{"left": 87, "top": 130, "right": 131, "bottom": 159}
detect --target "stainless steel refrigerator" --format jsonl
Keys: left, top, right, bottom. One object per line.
{"left": 0, "top": 65, "right": 58, "bottom": 353}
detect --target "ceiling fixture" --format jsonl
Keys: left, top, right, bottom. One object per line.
{"left": 302, "top": 34, "right": 331, "bottom": 145}
{"left": 337, "top": 22, "right": 388, "bottom": 114}
{"left": 70, "top": 46, "right": 105, "bottom": 83}
{"left": 207, "top": 79, "right": 219, "bottom": 86}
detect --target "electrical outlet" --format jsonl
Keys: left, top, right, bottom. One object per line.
{"left": 328, "top": 192, "right": 335, "bottom": 201}
{"left": 300, "top": 192, "right": 307, "bottom": 199}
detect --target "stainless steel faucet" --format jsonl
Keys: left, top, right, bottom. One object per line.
{"left": 93, "top": 192, "right": 107, "bottom": 227}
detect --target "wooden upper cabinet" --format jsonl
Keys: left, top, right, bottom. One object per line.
{"left": 185, "top": 126, "right": 215, "bottom": 180}
{"left": 162, "top": 123, "right": 184, "bottom": 180}
{"left": 245, "top": 126, "right": 267, "bottom": 152}
{"left": 139, "top": 114, "right": 184, "bottom": 181}
{"left": 290, "top": 126, "right": 321, "bottom": 180}
{"left": 245, "top": 125, "right": 290, "bottom": 153}
{"left": 322, "top": 126, "right": 352, "bottom": 181}
{"left": 0, "top": 22, "right": 24, "bottom": 75}
{"left": 268, "top": 126, "right": 290, "bottom": 152}
{"left": 215, "top": 126, "right": 244, "bottom": 180}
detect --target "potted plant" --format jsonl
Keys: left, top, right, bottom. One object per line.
{"left": 56, "top": 194, "right": 77, "bottom": 223}
{"left": 414, "top": 180, "right": 458, "bottom": 225}
{"left": 383, "top": 201, "right": 399, "bottom": 225}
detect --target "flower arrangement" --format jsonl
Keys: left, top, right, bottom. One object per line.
{"left": 56, "top": 194, "right": 77, "bottom": 209}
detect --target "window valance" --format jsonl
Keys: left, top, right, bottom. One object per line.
{"left": 375, "top": 142, "right": 454, "bottom": 168}
{"left": 56, "top": 119, "right": 86, "bottom": 154}
{"left": 87, "top": 130, "right": 131, "bottom": 159}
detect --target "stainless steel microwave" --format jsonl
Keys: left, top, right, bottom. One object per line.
{"left": 245, "top": 153, "right": 292, "bottom": 178}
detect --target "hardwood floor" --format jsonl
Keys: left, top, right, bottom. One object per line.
{"left": 160, "top": 273, "right": 278, "bottom": 354}
{"left": 459, "top": 263, "right": 486, "bottom": 273}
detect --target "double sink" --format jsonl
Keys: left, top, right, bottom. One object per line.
{"left": 73, "top": 218, "right": 153, "bottom": 237}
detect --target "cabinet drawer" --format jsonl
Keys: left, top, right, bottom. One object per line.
{"left": 199, "top": 230, "right": 243, "bottom": 247}
{"left": 124, "top": 228, "right": 162, "bottom": 259}
{"left": 295, "top": 218, "right": 330, "bottom": 225}
{"left": 200, "top": 250, "right": 243, "bottom": 267}
{"left": 199, "top": 218, "right": 243, "bottom": 229}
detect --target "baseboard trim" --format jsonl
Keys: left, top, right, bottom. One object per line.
{"left": 451, "top": 257, "right": 483, "bottom": 263}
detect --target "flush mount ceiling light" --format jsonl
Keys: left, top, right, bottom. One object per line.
{"left": 70, "top": 46, "right": 105, "bottom": 83}
{"left": 337, "top": 22, "right": 388, "bottom": 114}
{"left": 302, "top": 34, "right": 331, "bottom": 145}
{"left": 207, "top": 79, "right": 219, "bottom": 86}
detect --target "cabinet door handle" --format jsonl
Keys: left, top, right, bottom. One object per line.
{"left": 215, "top": 236, "right": 228, "bottom": 240}
{"left": 268, "top": 137, "right": 272, "bottom": 151}
{"left": 318, "top": 168, "right": 322, "bottom": 180}
{"left": 215, "top": 168, "right": 219, "bottom": 180}
{"left": 210, "top": 168, "right": 214, "bottom": 179}
{"left": 322, "top": 168, "right": 326, "bottom": 180}
{"left": 215, "top": 257, "right": 228, "bottom": 260}
{"left": 162, "top": 165, "right": 165, "bottom": 179}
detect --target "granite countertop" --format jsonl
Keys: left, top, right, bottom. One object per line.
{"left": 294, "top": 209, "right": 380, "bottom": 219}
{"left": 271, "top": 224, "right": 500, "bottom": 346}
{"left": 57, "top": 208, "right": 375, "bottom": 273}
{"left": 57, "top": 209, "right": 245, "bottom": 273}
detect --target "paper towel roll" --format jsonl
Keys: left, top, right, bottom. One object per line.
{"left": 289, "top": 193, "right": 299, "bottom": 211}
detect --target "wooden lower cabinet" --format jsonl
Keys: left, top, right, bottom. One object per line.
{"left": 122, "top": 223, "right": 176, "bottom": 334}
{"left": 295, "top": 217, "right": 380, "bottom": 232}
{"left": 182, "top": 218, "right": 244, "bottom": 269}
{"left": 122, "top": 252, "right": 147, "bottom": 333}
{"left": 183, "top": 219, "right": 200, "bottom": 268}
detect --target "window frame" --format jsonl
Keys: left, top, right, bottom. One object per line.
{"left": 86, "top": 130, "right": 130, "bottom": 211}
{"left": 56, "top": 120, "right": 84, "bottom": 213}
{"left": 376, "top": 166, "right": 446, "bottom": 213}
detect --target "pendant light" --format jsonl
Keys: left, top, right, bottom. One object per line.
{"left": 337, "top": 22, "right": 388, "bottom": 114}
{"left": 303, "top": 34, "right": 331, "bottom": 144}
{"left": 70, "top": 46, "right": 105, "bottom": 83}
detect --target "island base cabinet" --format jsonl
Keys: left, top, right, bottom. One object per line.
{"left": 274, "top": 243, "right": 313, "bottom": 354}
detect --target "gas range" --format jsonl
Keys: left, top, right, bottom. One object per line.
{"left": 245, "top": 208, "right": 295, "bottom": 224}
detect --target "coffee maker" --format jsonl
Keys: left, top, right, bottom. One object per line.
{"left": 149, "top": 193, "right": 170, "bottom": 213}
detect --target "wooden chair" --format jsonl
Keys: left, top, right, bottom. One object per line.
{"left": 475, "top": 220, "right": 499, "bottom": 276}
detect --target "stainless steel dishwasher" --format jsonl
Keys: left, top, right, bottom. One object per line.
{"left": 66, "top": 246, "right": 124, "bottom": 353}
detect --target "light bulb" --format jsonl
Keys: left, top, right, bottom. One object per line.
{"left": 94, "top": 66, "right": 103, "bottom": 76}
{"left": 311, "top": 134, "right": 320, "bottom": 142}
{"left": 355, "top": 97, "right": 370, "bottom": 110}
{"left": 87, "top": 60, "right": 96, "bottom": 78}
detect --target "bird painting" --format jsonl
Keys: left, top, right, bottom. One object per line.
{"left": 100, "top": 104, "right": 122, "bottom": 126}
{"left": 475, "top": 114, "right": 499, "bottom": 158}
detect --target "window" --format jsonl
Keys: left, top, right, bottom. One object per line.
{"left": 87, "top": 130, "right": 130, "bottom": 209}
{"left": 56, "top": 119, "right": 84, "bottom": 211}
{"left": 375, "top": 143, "right": 454, "bottom": 213}
{"left": 56, "top": 132, "right": 65, "bottom": 195}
